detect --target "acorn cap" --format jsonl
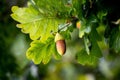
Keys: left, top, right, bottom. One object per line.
{"left": 54, "top": 33, "right": 64, "bottom": 42}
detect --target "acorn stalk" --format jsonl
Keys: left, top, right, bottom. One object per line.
{"left": 55, "top": 33, "right": 66, "bottom": 55}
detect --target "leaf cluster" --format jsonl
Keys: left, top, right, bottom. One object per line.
{"left": 11, "top": 0, "right": 120, "bottom": 66}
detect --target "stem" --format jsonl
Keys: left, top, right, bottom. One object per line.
{"left": 84, "top": 35, "right": 90, "bottom": 55}
{"left": 58, "top": 23, "right": 72, "bottom": 32}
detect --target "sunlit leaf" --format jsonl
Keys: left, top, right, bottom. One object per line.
{"left": 11, "top": 5, "right": 64, "bottom": 41}
{"left": 26, "top": 37, "right": 61, "bottom": 64}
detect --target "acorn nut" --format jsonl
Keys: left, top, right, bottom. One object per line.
{"left": 55, "top": 33, "right": 66, "bottom": 55}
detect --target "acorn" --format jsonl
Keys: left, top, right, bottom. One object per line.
{"left": 55, "top": 33, "right": 66, "bottom": 55}
{"left": 76, "top": 21, "right": 81, "bottom": 29}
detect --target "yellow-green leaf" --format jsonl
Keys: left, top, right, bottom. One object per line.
{"left": 26, "top": 37, "right": 61, "bottom": 64}
{"left": 11, "top": 5, "right": 64, "bottom": 41}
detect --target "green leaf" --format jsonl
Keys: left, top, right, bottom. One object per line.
{"left": 76, "top": 30, "right": 102, "bottom": 66}
{"left": 72, "top": 0, "right": 84, "bottom": 19}
{"left": 79, "top": 20, "right": 91, "bottom": 38}
{"left": 77, "top": 27, "right": 102, "bottom": 65}
{"left": 79, "top": 14, "right": 99, "bottom": 38}
{"left": 26, "top": 37, "right": 61, "bottom": 64}
{"left": 59, "top": 24, "right": 74, "bottom": 40}
{"left": 109, "top": 28, "right": 120, "bottom": 53}
{"left": 76, "top": 49, "right": 100, "bottom": 66}
{"left": 34, "top": 0, "right": 72, "bottom": 18}
{"left": 52, "top": 43, "right": 62, "bottom": 60}
{"left": 89, "top": 29, "right": 102, "bottom": 57}
{"left": 97, "top": 10, "right": 107, "bottom": 22}
{"left": 90, "top": 40, "right": 102, "bottom": 58}
{"left": 60, "top": 30, "right": 71, "bottom": 40}
{"left": 11, "top": 5, "right": 64, "bottom": 41}
{"left": 92, "top": 28, "right": 102, "bottom": 41}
